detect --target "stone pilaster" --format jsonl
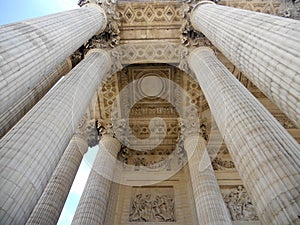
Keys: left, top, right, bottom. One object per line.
{"left": 0, "top": 4, "right": 107, "bottom": 115}
{"left": 26, "top": 117, "right": 88, "bottom": 225}
{"left": 71, "top": 131, "right": 121, "bottom": 225}
{"left": 0, "top": 58, "right": 72, "bottom": 139}
{"left": 191, "top": 3, "right": 300, "bottom": 127}
{"left": 0, "top": 49, "right": 111, "bottom": 225}
{"left": 188, "top": 47, "right": 300, "bottom": 225}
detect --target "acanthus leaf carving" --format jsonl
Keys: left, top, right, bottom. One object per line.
{"left": 70, "top": 48, "right": 84, "bottom": 67}
{"left": 86, "top": 119, "right": 99, "bottom": 147}
{"left": 180, "top": 1, "right": 215, "bottom": 48}
{"left": 98, "top": 120, "right": 115, "bottom": 137}
{"left": 79, "top": 0, "right": 121, "bottom": 50}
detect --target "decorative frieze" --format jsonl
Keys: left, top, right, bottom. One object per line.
{"left": 212, "top": 157, "right": 235, "bottom": 171}
{"left": 114, "top": 42, "right": 188, "bottom": 65}
{"left": 118, "top": 2, "right": 182, "bottom": 26}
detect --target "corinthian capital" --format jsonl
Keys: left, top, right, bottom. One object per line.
{"left": 79, "top": 0, "right": 121, "bottom": 50}
{"left": 98, "top": 121, "right": 115, "bottom": 137}
{"left": 180, "top": 0, "right": 215, "bottom": 48}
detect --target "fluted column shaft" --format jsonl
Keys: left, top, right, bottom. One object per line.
{"left": 0, "top": 4, "right": 107, "bottom": 115}
{"left": 0, "top": 50, "right": 111, "bottom": 225}
{"left": 191, "top": 3, "right": 300, "bottom": 127}
{"left": 25, "top": 120, "right": 88, "bottom": 225}
{"left": 188, "top": 47, "right": 300, "bottom": 225}
{"left": 185, "top": 135, "right": 232, "bottom": 225}
{"left": 71, "top": 135, "right": 121, "bottom": 225}
{"left": 0, "top": 58, "right": 72, "bottom": 139}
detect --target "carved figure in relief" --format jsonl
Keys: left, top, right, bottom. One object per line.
{"left": 140, "top": 194, "right": 152, "bottom": 221}
{"left": 157, "top": 195, "right": 175, "bottom": 221}
{"left": 129, "top": 193, "right": 175, "bottom": 222}
{"left": 129, "top": 194, "right": 143, "bottom": 221}
{"left": 212, "top": 157, "right": 235, "bottom": 170}
{"left": 223, "top": 186, "right": 259, "bottom": 221}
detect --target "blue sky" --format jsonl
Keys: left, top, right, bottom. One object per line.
{"left": 0, "top": 0, "right": 79, "bottom": 25}
{"left": 0, "top": 1, "right": 97, "bottom": 224}
{"left": 58, "top": 147, "right": 98, "bottom": 225}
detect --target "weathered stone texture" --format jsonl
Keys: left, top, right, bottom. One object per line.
{"left": 0, "top": 5, "right": 106, "bottom": 115}
{"left": 0, "top": 50, "right": 111, "bottom": 225}
{"left": 71, "top": 135, "right": 121, "bottom": 225}
{"left": 191, "top": 3, "right": 300, "bottom": 127}
{"left": 189, "top": 47, "right": 300, "bottom": 225}
{"left": 0, "top": 58, "right": 72, "bottom": 139}
{"left": 25, "top": 124, "right": 88, "bottom": 225}
{"left": 185, "top": 135, "right": 232, "bottom": 225}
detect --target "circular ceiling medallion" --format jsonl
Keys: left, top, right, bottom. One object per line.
{"left": 140, "top": 75, "right": 164, "bottom": 97}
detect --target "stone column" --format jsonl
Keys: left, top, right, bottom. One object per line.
{"left": 0, "top": 58, "right": 72, "bottom": 139}
{"left": 181, "top": 118, "right": 232, "bottom": 225}
{"left": 191, "top": 3, "right": 300, "bottom": 127}
{"left": 0, "top": 3, "right": 107, "bottom": 115}
{"left": 71, "top": 132, "right": 121, "bottom": 225}
{"left": 26, "top": 118, "right": 88, "bottom": 225}
{"left": 0, "top": 49, "right": 111, "bottom": 225}
{"left": 188, "top": 47, "right": 300, "bottom": 225}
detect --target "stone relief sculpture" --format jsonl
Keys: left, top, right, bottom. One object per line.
{"left": 212, "top": 157, "right": 235, "bottom": 170}
{"left": 129, "top": 193, "right": 175, "bottom": 222}
{"left": 132, "top": 157, "right": 172, "bottom": 171}
{"left": 222, "top": 186, "right": 259, "bottom": 221}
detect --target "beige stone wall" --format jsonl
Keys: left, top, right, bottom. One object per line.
{"left": 106, "top": 166, "right": 198, "bottom": 225}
